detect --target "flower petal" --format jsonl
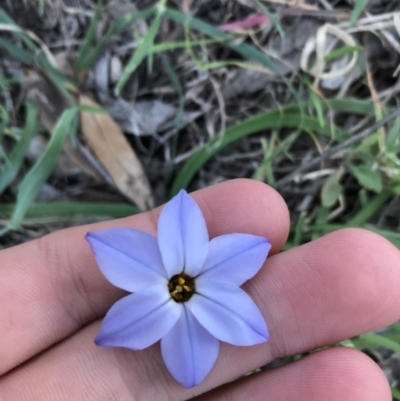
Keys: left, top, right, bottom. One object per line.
{"left": 161, "top": 306, "right": 219, "bottom": 388}
{"left": 95, "top": 285, "right": 182, "bottom": 350}
{"left": 86, "top": 228, "right": 168, "bottom": 292}
{"left": 158, "top": 190, "right": 209, "bottom": 277}
{"left": 198, "top": 233, "right": 271, "bottom": 286}
{"left": 187, "top": 282, "right": 269, "bottom": 346}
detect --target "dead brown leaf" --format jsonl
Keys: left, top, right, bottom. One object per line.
{"left": 79, "top": 94, "right": 154, "bottom": 211}
{"left": 25, "top": 71, "right": 106, "bottom": 180}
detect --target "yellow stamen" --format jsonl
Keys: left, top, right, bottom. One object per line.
{"left": 168, "top": 273, "right": 195, "bottom": 303}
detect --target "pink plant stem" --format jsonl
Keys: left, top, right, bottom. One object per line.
{"left": 219, "top": 14, "right": 270, "bottom": 32}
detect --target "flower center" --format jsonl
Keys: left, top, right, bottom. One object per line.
{"left": 168, "top": 274, "right": 195, "bottom": 302}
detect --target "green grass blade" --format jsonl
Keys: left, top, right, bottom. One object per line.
{"left": 0, "top": 103, "right": 37, "bottom": 195}
{"left": 347, "top": 190, "right": 392, "bottom": 226}
{"left": 255, "top": 131, "right": 299, "bottom": 184}
{"left": 170, "top": 98, "right": 379, "bottom": 196}
{"left": 293, "top": 212, "right": 307, "bottom": 247}
{"left": 115, "top": 11, "right": 163, "bottom": 95}
{"left": 0, "top": 105, "right": 10, "bottom": 141}
{"left": 8, "top": 108, "right": 78, "bottom": 230}
{"left": 392, "top": 387, "right": 400, "bottom": 401}
{"left": 170, "top": 111, "right": 345, "bottom": 196}
{"left": 353, "top": 332, "right": 400, "bottom": 353}
{"left": 252, "top": 0, "right": 284, "bottom": 39}
{"left": 0, "top": 37, "right": 34, "bottom": 63}
{"left": 324, "top": 45, "right": 363, "bottom": 62}
{"left": 164, "top": 8, "right": 301, "bottom": 109}
{"left": 165, "top": 9, "right": 279, "bottom": 73}
{"left": 107, "top": 7, "right": 155, "bottom": 36}
{"left": 328, "top": 98, "right": 379, "bottom": 116}
{"left": 380, "top": 323, "right": 400, "bottom": 343}
{"left": 387, "top": 116, "right": 400, "bottom": 151}
{"left": 153, "top": 37, "right": 227, "bottom": 52}
{"left": 0, "top": 201, "right": 138, "bottom": 222}
{"left": 74, "top": 0, "right": 102, "bottom": 74}
{"left": 0, "top": 10, "right": 75, "bottom": 105}
{"left": 78, "top": 7, "right": 155, "bottom": 74}
{"left": 310, "top": 90, "right": 325, "bottom": 128}
{"left": 349, "top": 0, "right": 368, "bottom": 26}
{"left": 0, "top": 9, "right": 38, "bottom": 53}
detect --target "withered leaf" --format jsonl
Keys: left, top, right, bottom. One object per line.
{"left": 79, "top": 94, "right": 154, "bottom": 211}
{"left": 25, "top": 71, "right": 105, "bottom": 180}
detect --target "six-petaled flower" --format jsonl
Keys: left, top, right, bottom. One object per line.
{"left": 86, "top": 190, "right": 271, "bottom": 388}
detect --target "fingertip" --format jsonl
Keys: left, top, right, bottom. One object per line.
{"left": 191, "top": 179, "right": 290, "bottom": 254}
{"left": 308, "top": 347, "right": 392, "bottom": 401}
{"left": 194, "top": 347, "right": 392, "bottom": 401}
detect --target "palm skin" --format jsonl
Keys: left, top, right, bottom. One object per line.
{"left": 0, "top": 179, "right": 398, "bottom": 400}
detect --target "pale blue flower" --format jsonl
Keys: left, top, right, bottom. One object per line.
{"left": 86, "top": 190, "right": 271, "bottom": 388}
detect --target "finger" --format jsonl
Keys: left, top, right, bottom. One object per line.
{"left": 0, "top": 179, "right": 290, "bottom": 374}
{"left": 193, "top": 347, "right": 391, "bottom": 401}
{"left": 1, "top": 228, "right": 400, "bottom": 401}
{"left": 257, "top": 228, "right": 400, "bottom": 360}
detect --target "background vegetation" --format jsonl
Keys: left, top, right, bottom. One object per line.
{"left": 1, "top": 0, "right": 400, "bottom": 396}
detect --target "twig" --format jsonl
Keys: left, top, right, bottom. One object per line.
{"left": 273, "top": 108, "right": 400, "bottom": 190}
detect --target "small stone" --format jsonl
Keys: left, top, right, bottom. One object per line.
{"left": 110, "top": 56, "right": 123, "bottom": 84}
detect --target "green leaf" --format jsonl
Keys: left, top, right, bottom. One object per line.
{"left": 253, "top": 131, "right": 298, "bottom": 184}
{"left": 348, "top": 190, "right": 391, "bottom": 226}
{"left": 8, "top": 108, "right": 78, "bottom": 230}
{"left": 293, "top": 212, "right": 307, "bottom": 246}
{"left": 349, "top": 0, "right": 368, "bottom": 26}
{"left": 350, "top": 164, "right": 383, "bottom": 192}
{"left": 164, "top": 8, "right": 301, "bottom": 110}
{"left": 115, "top": 11, "right": 164, "bottom": 95}
{"left": 393, "top": 183, "right": 400, "bottom": 194}
{"left": 310, "top": 90, "right": 325, "bottom": 128}
{"left": 0, "top": 201, "right": 137, "bottom": 222}
{"left": 170, "top": 98, "right": 380, "bottom": 196}
{"left": 0, "top": 37, "right": 34, "bottom": 63}
{"left": 353, "top": 332, "right": 400, "bottom": 353}
{"left": 74, "top": 0, "right": 103, "bottom": 74}
{"left": 171, "top": 111, "right": 345, "bottom": 196}
{"left": 380, "top": 322, "right": 400, "bottom": 343}
{"left": 321, "top": 167, "right": 344, "bottom": 208}
{"left": 74, "top": 5, "right": 155, "bottom": 73}
{"left": 252, "top": 0, "right": 284, "bottom": 39}
{"left": 171, "top": 97, "right": 381, "bottom": 196}
{"left": 0, "top": 103, "right": 37, "bottom": 195}
{"left": 0, "top": 9, "right": 39, "bottom": 52}
{"left": 0, "top": 105, "right": 10, "bottom": 141}
{"left": 0, "top": 10, "right": 75, "bottom": 105}
{"left": 387, "top": 116, "right": 400, "bottom": 152}
{"left": 328, "top": 98, "right": 381, "bottom": 116}
{"left": 324, "top": 45, "right": 363, "bottom": 62}
{"left": 152, "top": 37, "right": 226, "bottom": 52}
{"left": 78, "top": 105, "right": 107, "bottom": 114}
{"left": 392, "top": 387, "right": 400, "bottom": 401}
{"left": 165, "top": 9, "right": 278, "bottom": 74}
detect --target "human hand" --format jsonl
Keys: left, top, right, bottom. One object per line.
{"left": 0, "top": 179, "right": 399, "bottom": 400}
